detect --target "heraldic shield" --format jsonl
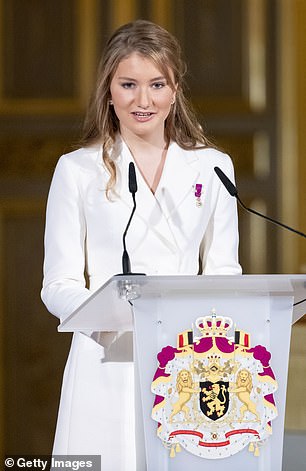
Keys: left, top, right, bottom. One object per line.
{"left": 200, "top": 380, "right": 229, "bottom": 421}
{"left": 151, "top": 309, "right": 278, "bottom": 460}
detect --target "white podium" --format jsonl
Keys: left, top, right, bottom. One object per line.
{"left": 59, "top": 274, "right": 306, "bottom": 471}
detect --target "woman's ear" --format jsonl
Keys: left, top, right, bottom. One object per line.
{"left": 171, "top": 83, "right": 178, "bottom": 104}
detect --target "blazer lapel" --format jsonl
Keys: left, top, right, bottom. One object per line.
{"left": 119, "top": 140, "right": 159, "bottom": 215}
{"left": 105, "top": 139, "right": 200, "bottom": 252}
{"left": 155, "top": 142, "right": 200, "bottom": 219}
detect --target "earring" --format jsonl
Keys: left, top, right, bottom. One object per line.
{"left": 171, "top": 98, "right": 175, "bottom": 105}
{"left": 109, "top": 99, "right": 113, "bottom": 106}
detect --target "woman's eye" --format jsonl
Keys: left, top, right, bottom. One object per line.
{"left": 121, "top": 82, "right": 135, "bottom": 89}
{"left": 152, "top": 82, "right": 166, "bottom": 89}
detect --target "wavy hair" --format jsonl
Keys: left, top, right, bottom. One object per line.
{"left": 81, "top": 19, "right": 214, "bottom": 196}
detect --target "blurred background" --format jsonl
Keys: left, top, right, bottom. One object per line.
{"left": 0, "top": 0, "right": 305, "bottom": 469}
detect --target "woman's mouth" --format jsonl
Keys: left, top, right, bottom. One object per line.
{"left": 131, "top": 111, "right": 154, "bottom": 121}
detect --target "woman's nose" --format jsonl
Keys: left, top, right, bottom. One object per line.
{"left": 136, "top": 87, "right": 151, "bottom": 109}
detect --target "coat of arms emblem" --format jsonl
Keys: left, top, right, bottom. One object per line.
{"left": 151, "top": 309, "right": 278, "bottom": 459}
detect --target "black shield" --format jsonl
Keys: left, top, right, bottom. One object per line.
{"left": 200, "top": 381, "right": 229, "bottom": 421}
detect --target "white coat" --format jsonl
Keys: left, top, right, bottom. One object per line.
{"left": 41, "top": 138, "right": 241, "bottom": 470}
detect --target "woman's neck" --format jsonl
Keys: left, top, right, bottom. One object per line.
{"left": 120, "top": 128, "right": 167, "bottom": 153}
{"left": 121, "top": 132, "right": 169, "bottom": 194}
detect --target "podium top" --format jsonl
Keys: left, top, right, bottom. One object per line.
{"left": 58, "top": 274, "right": 306, "bottom": 332}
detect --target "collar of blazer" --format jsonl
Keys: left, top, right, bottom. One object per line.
{"left": 115, "top": 139, "right": 201, "bottom": 252}
{"left": 119, "top": 139, "right": 200, "bottom": 212}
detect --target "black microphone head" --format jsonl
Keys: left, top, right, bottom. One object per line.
{"left": 128, "top": 162, "right": 137, "bottom": 194}
{"left": 214, "top": 166, "right": 238, "bottom": 197}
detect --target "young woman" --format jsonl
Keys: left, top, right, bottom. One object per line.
{"left": 41, "top": 19, "right": 241, "bottom": 471}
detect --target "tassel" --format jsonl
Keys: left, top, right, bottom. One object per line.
{"left": 170, "top": 446, "right": 175, "bottom": 458}
{"left": 249, "top": 442, "right": 255, "bottom": 453}
{"left": 176, "top": 443, "right": 181, "bottom": 453}
{"left": 254, "top": 445, "right": 260, "bottom": 457}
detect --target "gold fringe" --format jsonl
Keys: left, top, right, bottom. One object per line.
{"left": 249, "top": 442, "right": 255, "bottom": 452}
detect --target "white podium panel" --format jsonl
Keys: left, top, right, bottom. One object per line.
{"left": 133, "top": 292, "right": 292, "bottom": 471}
{"left": 58, "top": 274, "right": 306, "bottom": 471}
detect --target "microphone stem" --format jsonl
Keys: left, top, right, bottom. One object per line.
{"left": 122, "top": 193, "right": 136, "bottom": 274}
{"left": 294, "top": 298, "right": 306, "bottom": 306}
{"left": 123, "top": 193, "right": 136, "bottom": 252}
{"left": 236, "top": 196, "right": 306, "bottom": 238}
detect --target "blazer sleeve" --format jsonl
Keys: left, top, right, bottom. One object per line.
{"left": 200, "top": 155, "right": 242, "bottom": 275}
{"left": 41, "top": 155, "right": 91, "bottom": 322}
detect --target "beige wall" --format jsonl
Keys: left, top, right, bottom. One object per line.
{"left": 296, "top": 1, "right": 306, "bottom": 274}
{"left": 280, "top": 0, "right": 306, "bottom": 275}
{"left": 280, "top": 0, "right": 306, "bottom": 431}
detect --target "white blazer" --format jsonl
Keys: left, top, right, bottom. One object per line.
{"left": 41, "top": 139, "right": 241, "bottom": 470}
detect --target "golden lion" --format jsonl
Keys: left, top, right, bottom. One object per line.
{"left": 201, "top": 383, "right": 227, "bottom": 417}
{"left": 231, "top": 369, "right": 260, "bottom": 422}
{"left": 169, "top": 369, "right": 200, "bottom": 422}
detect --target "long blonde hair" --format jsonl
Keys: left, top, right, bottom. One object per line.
{"left": 81, "top": 19, "right": 214, "bottom": 196}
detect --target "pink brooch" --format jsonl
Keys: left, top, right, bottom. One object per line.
{"left": 194, "top": 183, "right": 203, "bottom": 207}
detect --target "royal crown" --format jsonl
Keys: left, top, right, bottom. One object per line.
{"left": 195, "top": 309, "right": 233, "bottom": 337}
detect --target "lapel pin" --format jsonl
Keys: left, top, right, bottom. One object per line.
{"left": 194, "top": 183, "right": 203, "bottom": 207}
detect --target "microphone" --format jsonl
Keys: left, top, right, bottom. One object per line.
{"left": 128, "top": 161, "right": 137, "bottom": 194}
{"left": 122, "top": 162, "right": 137, "bottom": 274}
{"left": 214, "top": 166, "right": 306, "bottom": 238}
{"left": 214, "top": 166, "right": 238, "bottom": 197}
